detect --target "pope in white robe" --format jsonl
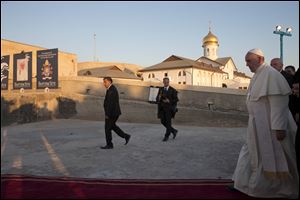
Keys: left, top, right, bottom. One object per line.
{"left": 232, "top": 49, "right": 299, "bottom": 199}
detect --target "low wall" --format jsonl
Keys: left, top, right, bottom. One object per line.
{"left": 59, "top": 76, "right": 247, "bottom": 112}
{"left": 1, "top": 77, "right": 248, "bottom": 127}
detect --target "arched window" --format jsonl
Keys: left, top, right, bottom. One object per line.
{"left": 178, "top": 71, "right": 181, "bottom": 76}
{"left": 148, "top": 74, "right": 151, "bottom": 79}
{"left": 152, "top": 73, "right": 155, "bottom": 78}
{"left": 183, "top": 71, "right": 186, "bottom": 76}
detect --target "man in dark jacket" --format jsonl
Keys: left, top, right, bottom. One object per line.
{"left": 270, "top": 58, "right": 294, "bottom": 87}
{"left": 101, "top": 77, "right": 130, "bottom": 149}
{"left": 271, "top": 58, "right": 296, "bottom": 116}
{"left": 156, "top": 77, "right": 179, "bottom": 142}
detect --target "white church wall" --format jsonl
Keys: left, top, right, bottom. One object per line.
{"left": 142, "top": 68, "right": 193, "bottom": 85}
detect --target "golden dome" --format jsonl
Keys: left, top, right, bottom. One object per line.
{"left": 202, "top": 31, "right": 219, "bottom": 47}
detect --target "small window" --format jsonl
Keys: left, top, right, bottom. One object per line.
{"left": 243, "top": 87, "right": 247, "bottom": 90}
{"left": 238, "top": 87, "right": 243, "bottom": 89}
{"left": 178, "top": 82, "right": 181, "bottom": 84}
{"left": 178, "top": 71, "right": 181, "bottom": 76}
{"left": 152, "top": 73, "right": 155, "bottom": 78}
{"left": 183, "top": 82, "right": 186, "bottom": 85}
{"left": 148, "top": 74, "right": 151, "bottom": 78}
{"left": 222, "top": 83, "right": 227, "bottom": 88}
{"left": 183, "top": 71, "right": 186, "bottom": 76}
{"left": 164, "top": 73, "right": 168, "bottom": 77}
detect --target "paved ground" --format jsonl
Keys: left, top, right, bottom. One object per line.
{"left": 1, "top": 119, "right": 246, "bottom": 179}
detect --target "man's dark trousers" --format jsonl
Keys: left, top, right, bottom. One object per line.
{"left": 105, "top": 116, "right": 129, "bottom": 147}
{"left": 160, "top": 111, "right": 176, "bottom": 138}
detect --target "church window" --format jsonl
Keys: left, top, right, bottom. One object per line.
{"left": 152, "top": 73, "right": 155, "bottom": 78}
{"left": 183, "top": 71, "right": 186, "bottom": 76}
{"left": 148, "top": 74, "right": 151, "bottom": 79}
{"left": 164, "top": 72, "right": 168, "bottom": 77}
{"left": 178, "top": 71, "right": 181, "bottom": 76}
{"left": 178, "top": 82, "right": 181, "bottom": 84}
{"left": 183, "top": 81, "right": 186, "bottom": 85}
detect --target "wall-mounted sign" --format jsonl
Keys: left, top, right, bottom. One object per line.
{"left": 1, "top": 55, "right": 10, "bottom": 90}
{"left": 13, "top": 52, "right": 32, "bottom": 89}
{"left": 37, "top": 48, "right": 58, "bottom": 89}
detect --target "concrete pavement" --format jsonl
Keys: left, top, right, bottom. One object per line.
{"left": 1, "top": 119, "right": 246, "bottom": 179}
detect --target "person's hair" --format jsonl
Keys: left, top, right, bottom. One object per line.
{"left": 285, "top": 65, "right": 295, "bottom": 72}
{"left": 103, "top": 77, "right": 113, "bottom": 83}
{"left": 163, "top": 77, "right": 169, "bottom": 81}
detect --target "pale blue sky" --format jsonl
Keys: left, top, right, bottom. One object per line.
{"left": 1, "top": 1, "right": 299, "bottom": 75}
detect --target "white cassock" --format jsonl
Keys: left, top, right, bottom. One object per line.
{"left": 232, "top": 63, "right": 299, "bottom": 199}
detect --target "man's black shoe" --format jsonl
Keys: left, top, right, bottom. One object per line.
{"left": 162, "top": 137, "right": 169, "bottom": 142}
{"left": 125, "top": 135, "right": 131, "bottom": 145}
{"left": 172, "top": 130, "right": 178, "bottom": 139}
{"left": 172, "top": 132, "right": 177, "bottom": 139}
{"left": 101, "top": 145, "right": 113, "bottom": 149}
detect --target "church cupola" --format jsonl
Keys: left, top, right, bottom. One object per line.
{"left": 202, "top": 28, "right": 219, "bottom": 60}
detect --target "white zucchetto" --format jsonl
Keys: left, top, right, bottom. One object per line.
{"left": 247, "top": 48, "right": 264, "bottom": 57}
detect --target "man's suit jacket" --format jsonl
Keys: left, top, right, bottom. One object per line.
{"left": 104, "top": 84, "right": 121, "bottom": 119}
{"left": 281, "top": 70, "right": 297, "bottom": 115}
{"left": 156, "top": 86, "right": 179, "bottom": 118}
{"left": 281, "top": 70, "right": 294, "bottom": 88}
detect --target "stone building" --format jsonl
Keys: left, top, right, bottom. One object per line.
{"left": 78, "top": 62, "right": 142, "bottom": 80}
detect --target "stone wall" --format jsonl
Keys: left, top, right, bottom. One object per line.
{"left": 1, "top": 77, "right": 248, "bottom": 127}
{"left": 59, "top": 76, "right": 247, "bottom": 112}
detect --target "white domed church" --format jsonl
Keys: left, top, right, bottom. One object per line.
{"left": 140, "top": 29, "right": 251, "bottom": 89}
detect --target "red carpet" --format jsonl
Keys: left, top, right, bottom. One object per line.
{"left": 1, "top": 174, "right": 257, "bottom": 199}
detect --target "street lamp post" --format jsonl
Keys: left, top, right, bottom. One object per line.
{"left": 273, "top": 25, "right": 292, "bottom": 63}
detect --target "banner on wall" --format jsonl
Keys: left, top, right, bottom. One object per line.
{"left": 37, "top": 48, "right": 58, "bottom": 89}
{"left": 1, "top": 55, "right": 10, "bottom": 90}
{"left": 13, "top": 52, "right": 32, "bottom": 89}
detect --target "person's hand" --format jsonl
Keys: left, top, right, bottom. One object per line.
{"left": 276, "top": 130, "right": 286, "bottom": 141}
{"left": 163, "top": 98, "right": 170, "bottom": 103}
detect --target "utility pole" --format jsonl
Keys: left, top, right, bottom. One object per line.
{"left": 93, "top": 33, "right": 96, "bottom": 62}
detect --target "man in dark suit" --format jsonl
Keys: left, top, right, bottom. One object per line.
{"left": 271, "top": 58, "right": 296, "bottom": 116}
{"left": 101, "top": 77, "right": 130, "bottom": 149}
{"left": 271, "top": 58, "right": 294, "bottom": 87}
{"left": 156, "top": 77, "right": 179, "bottom": 142}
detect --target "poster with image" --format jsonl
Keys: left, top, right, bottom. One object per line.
{"left": 37, "top": 48, "right": 58, "bottom": 89}
{"left": 1, "top": 55, "right": 10, "bottom": 90}
{"left": 13, "top": 52, "right": 32, "bottom": 89}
